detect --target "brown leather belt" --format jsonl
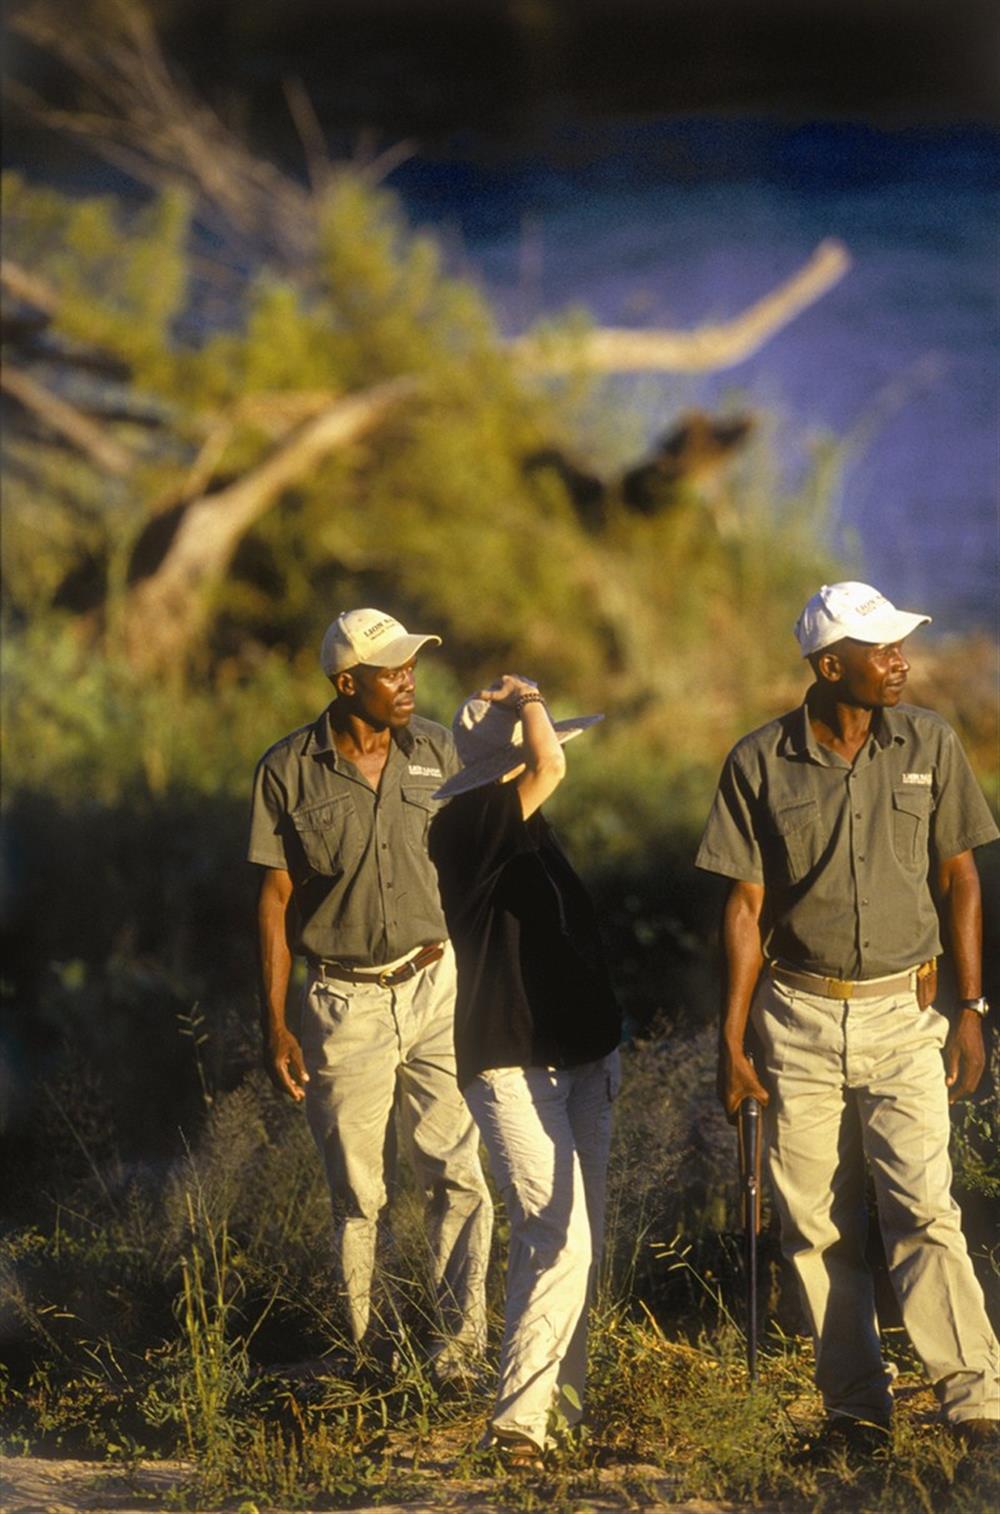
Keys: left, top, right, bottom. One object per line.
{"left": 770, "top": 959, "right": 935, "bottom": 1001}
{"left": 312, "top": 942, "right": 444, "bottom": 989}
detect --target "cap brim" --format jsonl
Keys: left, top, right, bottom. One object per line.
{"left": 851, "top": 609, "right": 931, "bottom": 645}
{"left": 802, "top": 609, "right": 931, "bottom": 656}
{"left": 432, "top": 714, "right": 604, "bottom": 800}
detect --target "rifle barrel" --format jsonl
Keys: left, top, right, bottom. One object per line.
{"left": 739, "top": 1096, "right": 761, "bottom": 1382}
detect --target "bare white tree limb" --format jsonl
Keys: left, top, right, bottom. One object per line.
{"left": 514, "top": 239, "right": 852, "bottom": 373}
{"left": 124, "top": 378, "right": 417, "bottom": 664}
{"left": 1, "top": 257, "right": 61, "bottom": 316}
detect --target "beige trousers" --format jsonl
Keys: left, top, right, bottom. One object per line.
{"left": 465, "top": 1053, "right": 620, "bottom": 1449}
{"left": 302, "top": 942, "right": 492, "bottom": 1362}
{"left": 753, "top": 973, "right": 999, "bottom": 1425}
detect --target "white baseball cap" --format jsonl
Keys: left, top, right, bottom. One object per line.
{"left": 320, "top": 608, "right": 441, "bottom": 677}
{"left": 794, "top": 581, "right": 931, "bottom": 657}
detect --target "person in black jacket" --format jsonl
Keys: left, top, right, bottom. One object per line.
{"left": 429, "top": 674, "right": 620, "bottom": 1462}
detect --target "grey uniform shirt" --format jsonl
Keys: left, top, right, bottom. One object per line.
{"left": 696, "top": 700, "right": 998, "bottom": 980}
{"left": 248, "top": 708, "right": 460, "bottom": 965}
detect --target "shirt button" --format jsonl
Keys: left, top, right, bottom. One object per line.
{"left": 863, "top": 939, "right": 870, "bottom": 947}
{"left": 861, "top": 898, "right": 869, "bottom": 906}
{"left": 854, "top": 812, "right": 862, "bottom": 819}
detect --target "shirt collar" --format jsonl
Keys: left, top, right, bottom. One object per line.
{"left": 873, "top": 704, "right": 905, "bottom": 749}
{"left": 779, "top": 697, "right": 905, "bottom": 763}
{"left": 304, "top": 704, "right": 416, "bottom": 764}
{"left": 777, "top": 702, "right": 819, "bottom": 761}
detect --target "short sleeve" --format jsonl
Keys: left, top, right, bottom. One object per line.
{"left": 429, "top": 782, "right": 535, "bottom": 906}
{"left": 695, "top": 753, "right": 765, "bottom": 883}
{"left": 930, "top": 726, "right": 999, "bottom": 862}
{"left": 247, "top": 759, "right": 290, "bottom": 869}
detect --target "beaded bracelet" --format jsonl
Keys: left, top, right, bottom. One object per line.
{"left": 514, "top": 690, "right": 546, "bottom": 712}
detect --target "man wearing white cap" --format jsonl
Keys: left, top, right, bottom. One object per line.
{"left": 697, "top": 582, "right": 999, "bottom": 1453}
{"left": 248, "top": 609, "right": 492, "bottom": 1381}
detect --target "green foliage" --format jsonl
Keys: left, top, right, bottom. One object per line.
{"left": 2, "top": 173, "right": 190, "bottom": 380}
{"left": 2, "top": 161, "right": 856, "bottom": 766}
{"left": 141, "top": 1186, "right": 260, "bottom": 1487}
{"left": 951, "top": 1038, "right": 1000, "bottom": 1199}
{"left": 4, "top": 76, "right": 998, "bottom": 1513}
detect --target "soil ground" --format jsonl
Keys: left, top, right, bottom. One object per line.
{"left": 1, "top": 1454, "right": 758, "bottom": 1514}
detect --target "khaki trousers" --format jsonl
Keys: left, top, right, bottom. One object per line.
{"left": 465, "top": 1053, "right": 620, "bottom": 1449}
{"left": 753, "top": 972, "right": 999, "bottom": 1425}
{"left": 302, "top": 943, "right": 492, "bottom": 1361}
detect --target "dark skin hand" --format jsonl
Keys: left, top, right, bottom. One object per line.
{"left": 937, "top": 848, "right": 987, "bottom": 1102}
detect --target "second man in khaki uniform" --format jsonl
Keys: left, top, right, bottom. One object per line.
{"left": 697, "top": 581, "right": 999, "bottom": 1448}
{"left": 249, "top": 608, "right": 492, "bottom": 1382}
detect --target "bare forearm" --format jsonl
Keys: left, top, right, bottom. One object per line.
{"left": 941, "top": 860, "right": 982, "bottom": 1001}
{"left": 256, "top": 868, "right": 308, "bottom": 1101}
{"left": 720, "top": 883, "right": 766, "bottom": 1049}
{"left": 257, "top": 871, "right": 294, "bottom": 1030}
{"left": 936, "top": 849, "right": 982, "bottom": 1000}
{"left": 716, "top": 881, "right": 769, "bottom": 1114}
{"left": 520, "top": 695, "right": 565, "bottom": 775}
{"left": 936, "top": 850, "right": 986, "bottom": 1100}
{"left": 477, "top": 673, "right": 566, "bottom": 816}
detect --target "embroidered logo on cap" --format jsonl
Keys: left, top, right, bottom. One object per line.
{"left": 361, "top": 616, "right": 396, "bottom": 641}
{"left": 853, "top": 593, "right": 888, "bottom": 617}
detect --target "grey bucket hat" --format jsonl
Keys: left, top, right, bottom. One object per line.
{"left": 432, "top": 695, "right": 603, "bottom": 800}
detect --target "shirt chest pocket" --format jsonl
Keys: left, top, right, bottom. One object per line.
{"left": 401, "top": 785, "right": 439, "bottom": 852}
{"left": 892, "top": 787, "right": 931, "bottom": 867}
{"left": 291, "top": 796, "right": 362, "bottom": 878}
{"left": 769, "top": 798, "right": 820, "bottom": 884}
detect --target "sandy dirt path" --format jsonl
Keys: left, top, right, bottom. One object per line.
{"left": 1, "top": 1455, "right": 760, "bottom": 1514}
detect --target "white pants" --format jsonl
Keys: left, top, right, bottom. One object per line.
{"left": 465, "top": 1052, "right": 620, "bottom": 1449}
{"left": 302, "top": 942, "right": 492, "bottom": 1360}
{"left": 753, "top": 973, "right": 999, "bottom": 1425}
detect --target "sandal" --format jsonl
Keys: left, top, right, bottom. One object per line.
{"left": 492, "top": 1430, "right": 545, "bottom": 1472}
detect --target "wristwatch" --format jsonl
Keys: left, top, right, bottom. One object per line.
{"left": 959, "top": 997, "right": 989, "bottom": 1017}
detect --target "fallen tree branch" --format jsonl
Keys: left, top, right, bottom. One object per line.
{"left": 514, "top": 239, "right": 851, "bottom": 373}
{"left": 0, "top": 362, "right": 135, "bottom": 476}
{"left": 1, "top": 257, "right": 61, "bottom": 316}
{"left": 123, "top": 377, "right": 417, "bottom": 665}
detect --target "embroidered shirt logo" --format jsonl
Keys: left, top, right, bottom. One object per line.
{"left": 901, "top": 772, "right": 932, "bottom": 786}
{"left": 408, "top": 764, "right": 442, "bottom": 778}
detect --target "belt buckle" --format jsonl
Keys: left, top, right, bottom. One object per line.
{"left": 826, "top": 977, "right": 854, "bottom": 999}
{"left": 379, "top": 956, "right": 418, "bottom": 989}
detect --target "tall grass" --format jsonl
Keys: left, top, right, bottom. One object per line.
{"left": 3, "top": 1018, "right": 997, "bottom": 1509}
